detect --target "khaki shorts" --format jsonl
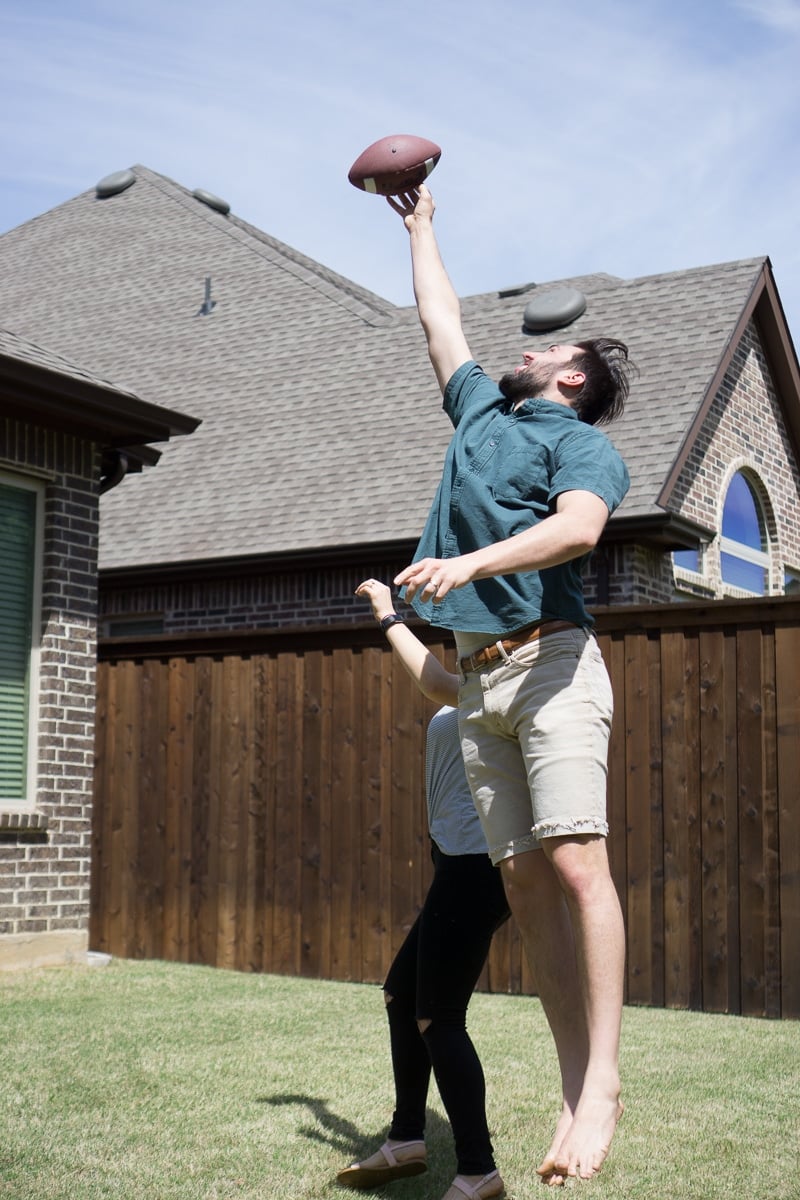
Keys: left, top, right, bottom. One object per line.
{"left": 457, "top": 627, "right": 613, "bottom": 865}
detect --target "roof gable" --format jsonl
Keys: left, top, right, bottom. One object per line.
{"left": 0, "top": 164, "right": 796, "bottom": 570}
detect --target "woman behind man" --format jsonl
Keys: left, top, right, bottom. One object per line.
{"left": 336, "top": 580, "right": 510, "bottom": 1200}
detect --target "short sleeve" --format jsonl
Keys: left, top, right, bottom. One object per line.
{"left": 549, "top": 428, "right": 630, "bottom": 514}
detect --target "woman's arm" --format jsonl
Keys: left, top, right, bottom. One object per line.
{"left": 355, "top": 579, "right": 459, "bottom": 706}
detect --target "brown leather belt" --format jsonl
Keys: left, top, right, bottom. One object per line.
{"left": 459, "top": 620, "right": 577, "bottom": 673}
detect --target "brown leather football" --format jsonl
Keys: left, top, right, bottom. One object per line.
{"left": 348, "top": 134, "right": 442, "bottom": 196}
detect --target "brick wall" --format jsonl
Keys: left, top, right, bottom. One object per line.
{"left": 0, "top": 421, "right": 101, "bottom": 956}
{"left": 671, "top": 320, "right": 800, "bottom": 596}
{"left": 99, "top": 545, "right": 641, "bottom": 634}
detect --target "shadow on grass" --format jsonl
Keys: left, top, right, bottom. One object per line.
{"left": 259, "top": 1092, "right": 452, "bottom": 1168}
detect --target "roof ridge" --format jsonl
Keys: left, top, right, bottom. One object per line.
{"left": 131, "top": 164, "right": 399, "bottom": 327}
{"left": 628, "top": 256, "right": 768, "bottom": 287}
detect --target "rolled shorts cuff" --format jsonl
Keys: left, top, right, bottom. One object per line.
{"left": 488, "top": 817, "right": 609, "bottom": 866}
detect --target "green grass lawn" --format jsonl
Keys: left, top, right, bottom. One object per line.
{"left": 0, "top": 958, "right": 797, "bottom": 1199}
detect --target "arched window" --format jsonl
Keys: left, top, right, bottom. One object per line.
{"left": 719, "top": 472, "right": 769, "bottom": 594}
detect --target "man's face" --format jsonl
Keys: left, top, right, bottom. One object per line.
{"left": 498, "top": 343, "right": 582, "bottom": 404}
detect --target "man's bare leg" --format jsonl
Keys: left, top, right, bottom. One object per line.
{"left": 500, "top": 837, "right": 625, "bottom": 1183}
{"left": 541, "top": 836, "right": 624, "bottom": 1180}
{"left": 499, "top": 850, "right": 588, "bottom": 1184}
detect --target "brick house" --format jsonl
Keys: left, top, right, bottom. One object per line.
{"left": 1, "top": 165, "right": 799, "bottom": 969}
{"left": 1, "top": 165, "right": 798, "bottom": 641}
{"left": 0, "top": 329, "right": 197, "bottom": 968}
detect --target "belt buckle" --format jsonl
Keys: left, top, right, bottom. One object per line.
{"left": 463, "top": 648, "right": 485, "bottom": 673}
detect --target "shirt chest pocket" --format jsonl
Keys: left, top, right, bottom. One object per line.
{"left": 488, "top": 445, "right": 552, "bottom": 513}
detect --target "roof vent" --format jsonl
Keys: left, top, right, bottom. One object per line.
{"left": 498, "top": 281, "right": 537, "bottom": 299}
{"left": 522, "top": 287, "right": 586, "bottom": 333}
{"left": 192, "top": 188, "right": 230, "bottom": 215}
{"left": 95, "top": 169, "right": 136, "bottom": 198}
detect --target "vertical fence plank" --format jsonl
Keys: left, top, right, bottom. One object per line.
{"left": 241, "top": 652, "right": 268, "bottom": 969}
{"left": 300, "top": 649, "right": 325, "bottom": 978}
{"left": 359, "top": 644, "right": 389, "bottom": 983}
{"left": 737, "top": 627, "right": 767, "bottom": 1016}
{"left": 190, "top": 656, "right": 215, "bottom": 967}
{"left": 89, "top": 660, "right": 111, "bottom": 952}
{"left": 272, "top": 652, "right": 304, "bottom": 975}
{"left": 215, "top": 656, "right": 243, "bottom": 970}
{"left": 624, "top": 630, "right": 660, "bottom": 1006}
{"left": 775, "top": 623, "right": 800, "bottom": 1018}
{"left": 135, "top": 658, "right": 167, "bottom": 962}
{"left": 163, "top": 657, "right": 194, "bottom": 962}
{"left": 662, "top": 630, "right": 702, "bottom": 1009}
{"left": 117, "top": 659, "right": 141, "bottom": 959}
{"left": 760, "top": 629, "right": 781, "bottom": 1019}
{"left": 259, "top": 653, "right": 278, "bottom": 975}
{"left": 698, "top": 628, "right": 739, "bottom": 1013}
{"left": 329, "top": 645, "right": 359, "bottom": 980}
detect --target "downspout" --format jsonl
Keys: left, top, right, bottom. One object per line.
{"left": 99, "top": 450, "right": 129, "bottom": 495}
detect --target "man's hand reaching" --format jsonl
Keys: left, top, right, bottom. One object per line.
{"left": 394, "top": 554, "right": 479, "bottom": 604}
{"left": 386, "top": 184, "right": 435, "bottom": 231}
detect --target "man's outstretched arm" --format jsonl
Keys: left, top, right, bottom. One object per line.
{"left": 387, "top": 185, "right": 471, "bottom": 394}
{"left": 395, "top": 490, "right": 611, "bottom": 604}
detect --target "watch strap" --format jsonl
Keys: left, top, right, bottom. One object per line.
{"left": 379, "top": 613, "right": 404, "bottom": 633}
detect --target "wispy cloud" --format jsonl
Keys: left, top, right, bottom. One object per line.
{"left": 0, "top": 0, "right": 798, "bottom": 341}
{"left": 734, "top": 0, "right": 800, "bottom": 33}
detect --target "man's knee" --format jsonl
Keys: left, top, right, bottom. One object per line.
{"left": 545, "top": 834, "right": 613, "bottom": 899}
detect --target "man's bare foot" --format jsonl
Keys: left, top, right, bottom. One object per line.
{"left": 551, "top": 1092, "right": 623, "bottom": 1181}
{"left": 536, "top": 1102, "right": 573, "bottom": 1185}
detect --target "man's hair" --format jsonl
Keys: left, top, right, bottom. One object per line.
{"left": 567, "top": 338, "right": 633, "bottom": 426}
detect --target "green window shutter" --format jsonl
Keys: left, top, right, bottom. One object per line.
{"left": 0, "top": 483, "right": 37, "bottom": 800}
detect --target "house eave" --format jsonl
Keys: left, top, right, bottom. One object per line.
{"left": 98, "top": 538, "right": 423, "bottom": 591}
{"left": 0, "top": 352, "right": 201, "bottom": 447}
{"left": 98, "top": 513, "right": 706, "bottom": 591}
{"left": 600, "top": 511, "right": 714, "bottom": 550}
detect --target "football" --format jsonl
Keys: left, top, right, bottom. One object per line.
{"left": 348, "top": 134, "right": 442, "bottom": 196}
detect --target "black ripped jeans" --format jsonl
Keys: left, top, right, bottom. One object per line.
{"left": 383, "top": 843, "right": 511, "bottom": 1176}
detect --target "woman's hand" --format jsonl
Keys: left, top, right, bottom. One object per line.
{"left": 355, "top": 578, "right": 395, "bottom": 622}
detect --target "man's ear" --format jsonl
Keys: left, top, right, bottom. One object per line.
{"left": 558, "top": 368, "right": 586, "bottom": 391}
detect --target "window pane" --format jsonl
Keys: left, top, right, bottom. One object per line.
{"left": 722, "top": 474, "right": 763, "bottom": 547}
{"left": 721, "top": 551, "right": 766, "bottom": 594}
{"left": 673, "top": 549, "right": 699, "bottom": 572}
{"left": 0, "top": 484, "right": 36, "bottom": 799}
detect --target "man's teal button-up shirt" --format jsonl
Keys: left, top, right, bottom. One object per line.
{"left": 407, "top": 361, "right": 630, "bottom": 635}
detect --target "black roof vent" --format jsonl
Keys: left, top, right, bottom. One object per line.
{"left": 522, "top": 287, "right": 586, "bottom": 333}
{"left": 192, "top": 188, "right": 230, "bottom": 215}
{"left": 95, "top": 169, "right": 136, "bottom": 199}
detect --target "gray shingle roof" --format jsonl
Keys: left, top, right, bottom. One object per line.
{"left": 0, "top": 164, "right": 769, "bottom": 570}
{"left": 0, "top": 326, "right": 139, "bottom": 397}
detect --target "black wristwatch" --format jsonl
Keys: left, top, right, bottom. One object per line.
{"left": 379, "top": 613, "right": 405, "bottom": 633}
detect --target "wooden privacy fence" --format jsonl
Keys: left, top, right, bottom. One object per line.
{"left": 91, "top": 597, "right": 800, "bottom": 1018}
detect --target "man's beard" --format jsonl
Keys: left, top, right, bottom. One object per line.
{"left": 498, "top": 362, "right": 556, "bottom": 404}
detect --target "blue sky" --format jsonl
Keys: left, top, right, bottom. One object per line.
{"left": 2, "top": 0, "right": 799, "bottom": 342}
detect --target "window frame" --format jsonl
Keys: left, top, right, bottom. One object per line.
{"left": 0, "top": 470, "right": 45, "bottom": 809}
{"left": 718, "top": 470, "right": 771, "bottom": 597}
